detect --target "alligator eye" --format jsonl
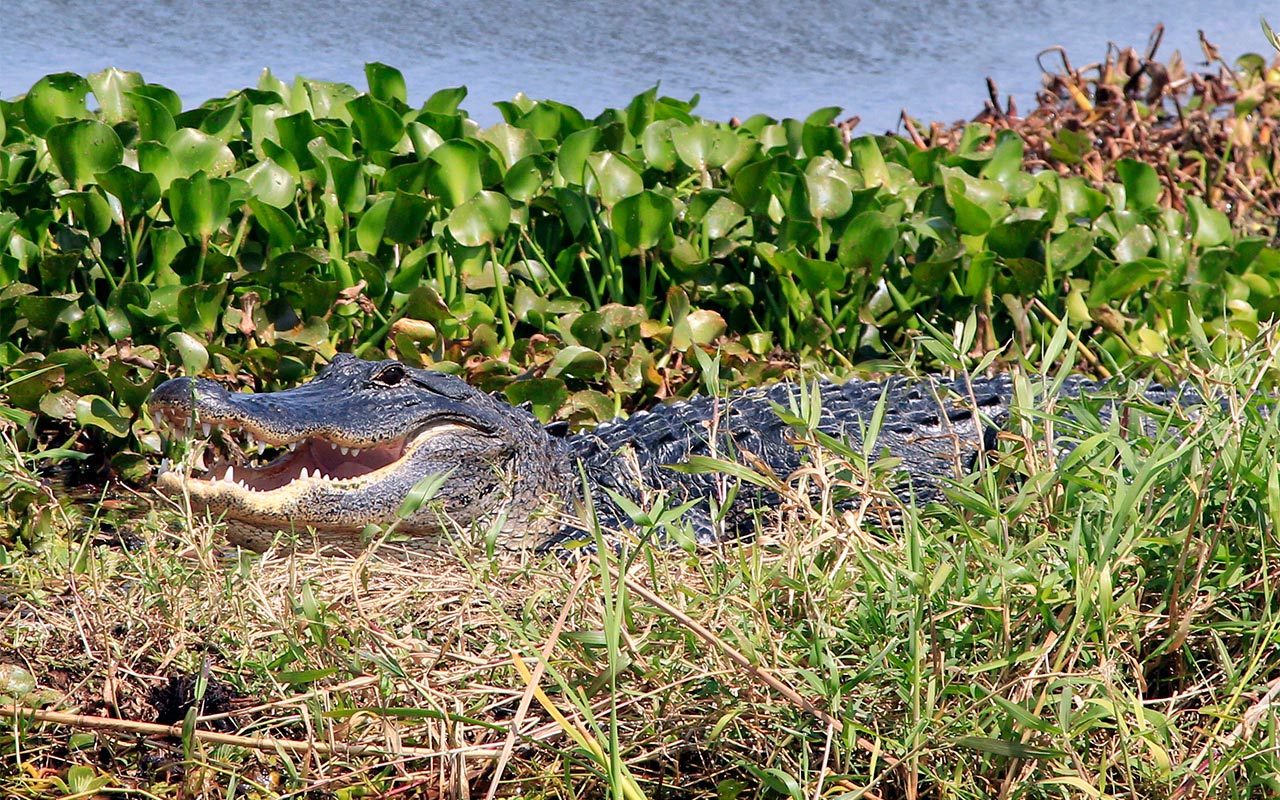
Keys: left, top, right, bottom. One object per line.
{"left": 371, "top": 363, "right": 408, "bottom": 387}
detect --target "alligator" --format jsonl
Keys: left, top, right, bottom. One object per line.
{"left": 147, "top": 354, "right": 1198, "bottom": 553}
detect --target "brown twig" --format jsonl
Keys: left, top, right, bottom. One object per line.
{"left": 0, "top": 704, "right": 501, "bottom": 760}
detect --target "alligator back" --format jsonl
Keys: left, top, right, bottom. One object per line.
{"left": 559, "top": 374, "right": 1014, "bottom": 545}
{"left": 555, "top": 373, "right": 1203, "bottom": 546}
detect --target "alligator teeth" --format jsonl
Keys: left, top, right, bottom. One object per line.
{"left": 224, "top": 465, "right": 235, "bottom": 483}
{"left": 288, "top": 442, "right": 298, "bottom": 452}
{"left": 339, "top": 445, "right": 349, "bottom": 455}
{"left": 330, "top": 442, "right": 339, "bottom": 451}
{"left": 300, "top": 467, "right": 309, "bottom": 480}
{"left": 201, "top": 423, "right": 212, "bottom": 437}
{"left": 256, "top": 441, "right": 266, "bottom": 456}
{"left": 350, "top": 448, "right": 360, "bottom": 457}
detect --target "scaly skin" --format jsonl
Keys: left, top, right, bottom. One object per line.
{"left": 148, "top": 355, "right": 1197, "bottom": 552}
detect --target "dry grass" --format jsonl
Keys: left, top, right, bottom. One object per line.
{"left": 7, "top": 340, "right": 1280, "bottom": 798}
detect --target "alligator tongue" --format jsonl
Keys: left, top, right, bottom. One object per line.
{"left": 212, "top": 436, "right": 409, "bottom": 489}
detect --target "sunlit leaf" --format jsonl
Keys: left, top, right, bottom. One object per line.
{"left": 365, "top": 62, "right": 407, "bottom": 105}
{"left": 167, "top": 331, "right": 209, "bottom": 375}
{"left": 87, "top": 67, "right": 143, "bottom": 124}
{"left": 671, "top": 123, "right": 738, "bottom": 171}
{"left": 427, "top": 140, "right": 485, "bottom": 207}
{"left": 545, "top": 345, "right": 607, "bottom": 379}
{"left": 236, "top": 158, "right": 298, "bottom": 209}
{"left": 804, "top": 172, "right": 852, "bottom": 219}
{"left": 166, "top": 128, "right": 236, "bottom": 178}
{"left": 447, "top": 190, "right": 511, "bottom": 247}
{"left": 584, "top": 151, "right": 642, "bottom": 207}
{"left": 45, "top": 119, "right": 123, "bottom": 190}
{"left": 1187, "top": 196, "right": 1232, "bottom": 247}
{"left": 481, "top": 122, "right": 541, "bottom": 170}
{"left": 22, "top": 72, "right": 90, "bottom": 136}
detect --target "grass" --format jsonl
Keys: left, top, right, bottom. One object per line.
{"left": 5, "top": 334, "right": 1280, "bottom": 798}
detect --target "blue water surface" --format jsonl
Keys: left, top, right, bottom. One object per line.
{"left": 4, "top": 1, "right": 1273, "bottom": 130}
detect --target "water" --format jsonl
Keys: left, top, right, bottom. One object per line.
{"left": 2, "top": 1, "right": 1274, "bottom": 131}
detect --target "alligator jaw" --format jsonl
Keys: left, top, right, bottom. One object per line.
{"left": 153, "top": 411, "right": 466, "bottom": 500}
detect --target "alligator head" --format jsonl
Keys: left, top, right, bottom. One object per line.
{"left": 148, "top": 354, "right": 572, "bottom": 552}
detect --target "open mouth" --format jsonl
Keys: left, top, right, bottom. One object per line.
{"left": 152, "top": 408, "right": 421, "bottom": 494}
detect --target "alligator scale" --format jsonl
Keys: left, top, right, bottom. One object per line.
{"left": 147, "top": 355, "right": 1195, "bottom": 552}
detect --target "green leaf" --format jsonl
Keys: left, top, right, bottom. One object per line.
{"left": 979, "top": 129, "right": 1025, "bottom": 186}
{"left": 384, "top": 191, "right": 430, "bottom": 244}
{"left": 671, "top": 123, "right": 737, "bottom": 171}
{"left": 801, "top": 123, "right": 844, "bottom": 159}
{"left": 22, "top": 72, "right": 90, "bottom": 136}
{"left": 166, "top": 128, "right": 236, "bottom": 178}
{"left": 97, "top": 165, "right": 161, "bottom": 218}
{"left": 555, "top": 126, "right": 601, "bottom": 185}
{"left": 348, "top": 94, "right": 405, "bottom": 153}
{"left": 423, "top": 86, "right": 468, "bottom": 115}
{"left": 1089, "top": 256, "right": 1168, "bottom": 304}
{"left": 954, "top": 736, "right": 1066, "bottom": 760}
{"left": 641, "top": 119, "right": 681, "bottom": 171}
{"left": 701, "top": 195, "right": 747, "bottom": 239}
{"left": 427, "top": 140, "right": 485, "bottom": 207}
{"left": 545, "top": 345, "right": 607, "bottom": 379}
{"left": 505, "top": 153, "right": 551, "bottom": 202}
{"left": 326, "top": 156, "right": 367, "bottom": 213}
{"left": 169, "top": 171, "right": 232, "bottom": 244}
{"left": 584, "top": 151, "right": 642, "bottom": 208}
{"left": 504, "top": 378, "right": 568, "bottom": 423}
{"left": 1187, "top": 196, "right": 1232, "bottom": 247}
{"left": 837, "top": 211, "right": 897, "bottom": 271}
{"left": 177, "top": 283, "right": 229, "bottom": 333}
{"left": 137, "top": 142, "right": 180, "bottom": 192}
{"left": 849, "top": 137, "right": 889, "bottom": 186}
{"left": 248, "top": 197, "right": 298, "bottom": 249}
{"left": 275, "top": 111, "right": 321, "bottom": 170}
{"left": 1057, "top": 176, "right": 1108, "bottom": 220}
{"left": 951, "top": 192, "right": 993, "bottom": 235}
{"left": 167, "top": 331, "right": 209, "bottom": 375}
{"left": 611, "top": 190, "right": 674, "bottom": 255}
{"left": 45, "top": 119, "right": 123, "bottom": 190}
{"left": 1047, "top": 226, "right": 1094, "bottom": 272}
{"left": 364, "top": 62, "right": 407, "bottom": 104}
{"left": 87, "top": 67, "right": 143, "bottom": 124}
{"left": 356, "top": 196, "right": 393, "bottom": 252}
{"left": 481, "top": 123, "right": 541, "bottom": 170}
{"left": 74, "top": 394, "right": 130, "bottom": 437}
{"left": 236, "top": 158, "right": 298, "bottom": 209}
{"left": 804, "top": 172, "right": 852, "bottom": 220}
{"left": 446, "top": 191, "right": 511, "bottom": 247}
{"left": 131, "top": 83, "right": 183, "bottom": 116}
{"left": 1115, "top": 158, "right": 1160, "bottom": 211}
{"left": 60, "top": 191, "right": 114, "bottom": 237}
{"left": 199, "top": 96, "right": 245, "bottom": 142}
{"left": 761, "top": 246, "right": 846, "bottom": 294}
